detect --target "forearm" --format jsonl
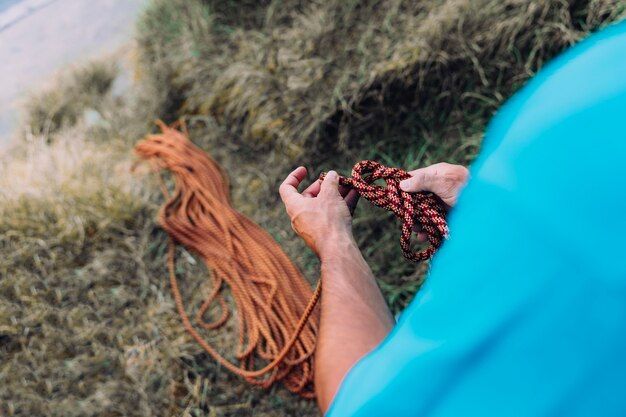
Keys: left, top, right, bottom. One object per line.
{"left": 315, "top": 234, "right": 394, "bottom": 413}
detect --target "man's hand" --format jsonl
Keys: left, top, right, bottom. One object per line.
{"left": 279, "top": 166, "right": 359, "bottom": 259}
{"left": 400, "top": 162, "right": 469, "bottom": 242}
{"left": 399, "top": 162, "right": 469, "bottom": 207}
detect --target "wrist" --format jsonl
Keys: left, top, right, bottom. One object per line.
{"left": 318, "top": 232, "right": 358, "bottom": 263}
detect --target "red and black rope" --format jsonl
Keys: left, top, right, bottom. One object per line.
{"left": 321, "top": 160, "right": 449, "bottom": 262}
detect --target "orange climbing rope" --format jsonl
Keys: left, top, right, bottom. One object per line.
{"left": 134, "top": 121, "right": 448, "bottom": 398}
{"left": 135, "top": 121, "right": 320, "bottom": 397}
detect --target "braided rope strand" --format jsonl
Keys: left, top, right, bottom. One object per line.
{"left": 321, "top": 160, "right": 449, "bottom": 262}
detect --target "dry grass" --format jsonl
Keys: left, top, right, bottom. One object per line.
{"left": 2, "top": 1, "right": 626, "bottom": 416}
{"left": 21, "top": 61, "right": 118, "bottom": 139}
{"left": 0, "top": 83, "right": 319, "bottom": 417}
{"left": 138, "top": 0, "right": 626, "bottom": 157}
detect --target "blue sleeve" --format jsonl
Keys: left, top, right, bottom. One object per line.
{"left": 327, "top": 21, "right": 626, "bottom": 417}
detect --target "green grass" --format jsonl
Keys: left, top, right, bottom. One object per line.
{"left": 2, "top": 0, "right": 626, "bottom": 416}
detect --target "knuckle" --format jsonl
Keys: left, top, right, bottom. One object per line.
{"left": 450, "top": 165, "right": 469, "bottom": 183}
{"left": 436, "top": 163, "right": 468, "bottom": 183}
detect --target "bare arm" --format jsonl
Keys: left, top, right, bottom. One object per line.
{"left": 279, "top": 168, "right": 393, "bottom": 412}
{"left": 316, "top": 234, "right": 394, "bottom": 413}
{"left": 279, "top": 163, "right": 468, "bottom": 414}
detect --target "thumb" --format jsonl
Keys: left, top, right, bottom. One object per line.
{"left": 399, "top": 169, "right": 427, "bottom": 192}
{"left": 321, "top": 170, "right": 341, "bottom": 197}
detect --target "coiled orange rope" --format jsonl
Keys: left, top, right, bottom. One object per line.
{"left": 134, "top": 121, "right": 448, "bottom": 398}
{"left": 135, "top": 121, "right": 319, "bottom": 397}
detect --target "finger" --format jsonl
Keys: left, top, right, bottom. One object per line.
{"left": 344, "top": 189, "right": 360, "bottom": 215}
{"left": 417, "top": 231, "right": 428, "bottom": 242}
{"left": 302, "top": 179, "right": 322, "bottom": 198}
{"left": 399, "top": 167, "right": 430, "bottom": 193}
{"left": 279, "top": 166, "right": 307, "bottom": 202}
{"left": 320, "top": 170, "right": 341, "bottom": 198}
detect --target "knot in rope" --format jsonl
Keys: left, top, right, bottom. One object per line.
{"left": 321, "top": 160, "right": 449, "bottom": 262}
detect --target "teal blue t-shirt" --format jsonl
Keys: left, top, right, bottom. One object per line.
{"left": 328, "top": 20, "right": 626, "bottom": 417}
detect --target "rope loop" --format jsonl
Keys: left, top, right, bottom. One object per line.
{"left": 321, "top": 160, "right": 449, "bottom": 262}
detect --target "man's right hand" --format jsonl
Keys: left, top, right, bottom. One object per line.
{"left": 279, "top": 167, "right": 359, "bottom": 260}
